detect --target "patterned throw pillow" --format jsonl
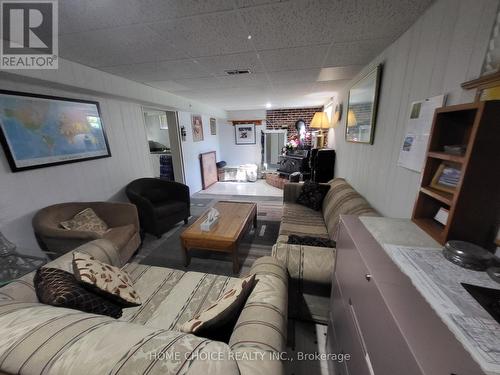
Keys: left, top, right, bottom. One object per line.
{"left": 34, "top": 267, "right": 123, "bottom": 318}
{"left": 72, "top": 252, "right": 141, "bottom": 307}
{"left": 296, "top": 181, "right": 331, "bottom": 211}
{"left": 60, "top": 208, "right": 109, "bottom": 235}
{"left": 180, "top": 274, "right": 256, "bottom": 339}
{"left": 287, "top": 234, "right": 336, "bottom": 248}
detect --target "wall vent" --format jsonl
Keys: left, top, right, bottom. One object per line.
{"left": 224, "top": 69, "right": 251, "bottom": 75}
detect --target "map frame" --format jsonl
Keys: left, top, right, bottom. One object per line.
{"left": 0, "top": 89, "right": 111, "bottom": 172}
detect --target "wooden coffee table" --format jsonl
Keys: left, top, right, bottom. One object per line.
{"left": 180, "top": 201, "right": 257, "bottom": 273}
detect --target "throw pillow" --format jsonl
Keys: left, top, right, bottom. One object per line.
{"left": 296, "top": 181, "right": 331, "bottom": 211}
{"left": 287, "top": 234, "right": 336, "bottom": 248}
{"left": 72, "top": 252, "right": 141, "bottom": 307}
{"left": 180, "top": 274, "right": 256, "bottom": 341}
{"left": 34, "top": 267, "right": 123, "bottom": 318}
{"left": 60, "top": 208, "right": 109, "bottom": 235}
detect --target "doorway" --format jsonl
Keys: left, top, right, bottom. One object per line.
{"left": 263, "top": 130, "right": 287, "bottom": 170}
{"left": 142, "top": 107, "right": 185, "bottom": 184}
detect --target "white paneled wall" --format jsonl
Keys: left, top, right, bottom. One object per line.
{"left": 329, "top": 0, "right": 498, "bottom": 219}
{"left": 177, "top": 112, "right": 221, "bottom": 194}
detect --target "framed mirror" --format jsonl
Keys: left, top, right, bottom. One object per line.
{"left": 345, "top": 64, "right": 382, "bottom": 144}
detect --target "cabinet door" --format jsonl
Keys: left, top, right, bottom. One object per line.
{"left": 331, "top": 272, "right": 371, "bottom": 375}
{"left": 336, "top": 223, "right": 421, "bottom": 375}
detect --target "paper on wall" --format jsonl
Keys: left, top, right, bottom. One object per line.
{"left": 397, "top": 95, "right": 446, "bottom": 172}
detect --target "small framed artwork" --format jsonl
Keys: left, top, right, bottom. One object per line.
{"left": 191, "top": 115, "right": 204, "bottom": 142}
{"left": 210, "top": 118, "right": 216, "bottom": 135}
{"left": 430, "top": 163, "right": 461, "bottom": 194}
{"left": 235, "top": 123, "right": 256, "bottom": 145}
{"left": 345, "top": 64, "right": 383, "bottom": 144}
{"left": 0, "top": 89, "right": 111, "bottom": 172}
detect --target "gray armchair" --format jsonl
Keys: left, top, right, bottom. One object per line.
{"left": 32, "top": 202, "right": 141, "bottom": 264}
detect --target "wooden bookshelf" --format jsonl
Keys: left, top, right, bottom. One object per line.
{"left": 412, "top": 101, "right": 500, "bottom": 248}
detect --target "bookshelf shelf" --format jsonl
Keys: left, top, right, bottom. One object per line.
{"left": 420, "top": 186, "right": 453, "bottom": 206}
{"left": 427, "top": 151, "right": 465, "bottom": 163}
{"left": 412, "top": 100, "right": 500, "bottom": 248}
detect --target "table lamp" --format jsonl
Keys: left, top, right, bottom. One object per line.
{"left": 310, "top": 111, "right": 331, "bottom": 148}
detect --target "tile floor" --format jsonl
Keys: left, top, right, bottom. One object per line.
{"left": 201, "top": 180, "right": 283, "bottom": 197}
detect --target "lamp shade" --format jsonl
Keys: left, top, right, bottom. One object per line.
{"left": 310, "top": 112, "right": 331, "bottom": 129}
{"left": 347, "top": 110, "right": 357, "bottom": 127}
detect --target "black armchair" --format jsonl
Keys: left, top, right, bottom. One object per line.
{"left": 125, "top": 178, "right": 190, "bottom": 238}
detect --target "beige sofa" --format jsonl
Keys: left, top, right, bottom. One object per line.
{"left": 32, "top": 201, "right": 141, "bottom": 264}
{"left": 0, "top": 240, "right": 287, "bottom": 375}
{"left": 272, "top": 178, "right": 378, "bottom": 323}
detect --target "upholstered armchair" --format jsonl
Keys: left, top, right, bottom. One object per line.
{"left": 32, "top": 202, "right": 141, "bottom": 263}
{"left": 125, "top": 178, "right": 190, "bottom": 238}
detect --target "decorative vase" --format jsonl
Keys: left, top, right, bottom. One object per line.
{"left": 0, "top": 232, "right": 16, "bottom": 256}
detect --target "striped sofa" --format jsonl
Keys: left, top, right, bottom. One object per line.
{"left": 0, "top": 239, "right": 288, "bottom": 375}
{"left": 272, "top": 178, "right": 378, "bottom": 322}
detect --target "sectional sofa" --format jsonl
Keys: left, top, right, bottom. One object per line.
{"left": 0, "top": 239, "right": 288, "bottom": 375}
{"left": 272, "top": 178, "right": 378, "bottom": 322}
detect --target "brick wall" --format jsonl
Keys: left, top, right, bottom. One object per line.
{"left": 266, "top": 106, "right": 323, "bottom": 145}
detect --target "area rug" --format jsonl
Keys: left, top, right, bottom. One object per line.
{"left": 133, "top": 196, "right": 282, "bottom": 277}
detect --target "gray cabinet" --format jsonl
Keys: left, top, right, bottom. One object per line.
{"left": 326, "top": 215, "right": 485, "bottom": 375}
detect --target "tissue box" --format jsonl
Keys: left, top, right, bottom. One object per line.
{"left": 200, "top": 217, "right": 219, "bottom": 232}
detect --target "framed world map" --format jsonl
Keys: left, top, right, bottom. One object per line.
{"left": 0, "top": 90, "right": 111, "bottom": 172}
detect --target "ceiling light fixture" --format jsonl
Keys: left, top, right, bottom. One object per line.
{"left": 266, "top": 103, "right": 272, "bottom": 109}
{"left": 247, "top": 35, "right": 252, "bottom": 40}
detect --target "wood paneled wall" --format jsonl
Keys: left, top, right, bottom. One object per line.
{"left": 330, "top": 0, "right": 498, "bottom": 218}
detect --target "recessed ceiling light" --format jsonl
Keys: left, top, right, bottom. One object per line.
{"left": 266, "top": 102, "right": 272, "bottom": 108}
{"left": 247, "top": 35, "right": 252, "bottom": 40}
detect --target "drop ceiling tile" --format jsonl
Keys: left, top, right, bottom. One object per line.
{"left": 258, "top": 45, "right": 329, "bottom": 72}
{"left": 311, "top": 80, "right": 351, "bottom": 94}
{"left": 137, "top": 0, "right": 234, "bottom": 22}
{"left": 236, "top": 0, "right": 284, "bottom": 8}
{"left": 240, "top": 0, "right": 434, "bottom": 50}
{"left": 101, "top": 59, "right": 211, "bottom": 81}
{"left": 148, "top": 12, "right": 253, "bottom": 57}
{"left": 195, "top": 52, "right": 265, "bottom": 75}
{"left": 173, "top": 73, "right": 269, "bottom": 90}
{"left": 59, "top": 0, "right": 143, "bottom": 35}
{"left": 317, "top": 65, "right": 362, "bottom": 81}
{"left": 145, "top": 81, "right": 192, "bottom": 92}
{"left": 240, "top": 1, "right": 333, "bottom": 50}
{"left": 60, "top": 25, "right": 188, "bottom": 67}
{"left": 268, "top": 69, "right": 321, "bottom": 84}
{"left": 323, "top": 38, "right": 393, "bottom": 67}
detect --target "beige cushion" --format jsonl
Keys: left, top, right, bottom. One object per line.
{"left": 180, "top": 274, "right": 255, "bottom": 334}
{"left": 60, "top": 208, "right": 109, "bottom": 235}
{"left": 102, "top": 224, "right": 136, "bottom": 249}
{"left": 72, "top": 252, "right": 141, "bottom": 306}
{"left": 279, "top": 202, "right": 329, "bottom": 238}
{"left": 322, "top": 178, "right": 378, "bottom": 238}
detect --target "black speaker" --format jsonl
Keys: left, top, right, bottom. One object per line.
{"left": 311, "top": 149, "right": 335, "bottom": 183}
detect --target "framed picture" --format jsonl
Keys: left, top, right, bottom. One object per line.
{"left": 345, "top": 64, "right": 383, "bottom": 144}
{"left": 191, "top": 114, "right": 204, "bottom": 142}
{"left": 0, "top": 90, "right": 111, "bottom": 172}
{"left": 430, "top": 163, "right": 461, "bottom": 194}
{"left": 210, "top": 118, "right": 216, "bottom": 135}
{"left": 235, "top": 123, "right": 256, "bottom": 145}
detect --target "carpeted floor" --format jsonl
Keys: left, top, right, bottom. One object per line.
{"left": 131, "top": 194, "right": 283, "bottom": 276}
